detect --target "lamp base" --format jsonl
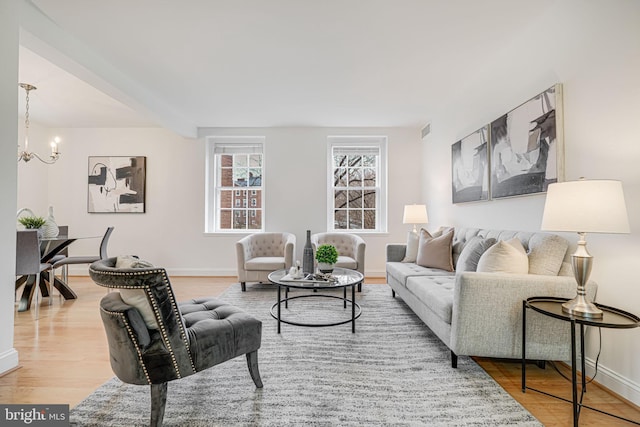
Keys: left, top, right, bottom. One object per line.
{"left": 562, "top": 295, "right": 603, "bottom": 319}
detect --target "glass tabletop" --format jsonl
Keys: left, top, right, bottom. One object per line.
{"left": 268, "top": 267, "right": 364, "bottom": 289}
{"left": 526, "top": 296, "right": 640, "bottom": 328}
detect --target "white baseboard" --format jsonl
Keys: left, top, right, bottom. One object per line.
{"left": 585, "top": 357, "right": 640, "bottom": 406}
{"left": 0, "top": 348, "right": 19, "bottom": 376}
{"left": 164, "top": 268, "right": 237, "bottom": 277}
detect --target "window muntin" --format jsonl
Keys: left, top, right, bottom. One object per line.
{"left": 206, "top": 137, "right": 264, "bottom": 232}
{"left": 328, "top": 137, "right": 387, "bottom": 232}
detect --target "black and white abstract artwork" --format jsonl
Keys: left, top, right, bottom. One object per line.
{"left": 88, "top": 156, "right": 146, "bottom": 213}
{"left": 451, "top": 126, "right": 489, "bottom": 203}
{"left": 489, "top": 84, "right": 563, "bottom": 199}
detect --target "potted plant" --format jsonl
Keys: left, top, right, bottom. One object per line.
{"left": 316, "top": 244, "right": 338, "bottom": 273}
{"left": 18, "top": 215, "right": 46, "bottom": 238}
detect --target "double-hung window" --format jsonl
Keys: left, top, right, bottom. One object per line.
{"left": 206, "top": 137, "right": 264, "bottom": 232}
{"left": 328, "top": 136, "right": 387, "bottom": 232}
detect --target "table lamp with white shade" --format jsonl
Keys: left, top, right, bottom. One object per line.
{"left": 541, "top": 179, "right": 630, "bottom": 318}
{"left": 403, "top": 204, "right": 428, "bottom": 233}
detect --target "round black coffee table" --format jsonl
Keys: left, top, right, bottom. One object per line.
{"left": 268, "top": 267, "right": 363, "bottom": 333}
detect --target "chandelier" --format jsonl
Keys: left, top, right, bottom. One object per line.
{"left": 18, "top": 83, "right": 61, "bottom": 164}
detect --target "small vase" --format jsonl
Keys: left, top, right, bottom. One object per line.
{"left": 302, "top": 230, "right": 314, "bottom": 275}
{"left": 317, "top": 262, "right": 334, "bottom": 273}
{"left": 34, "top": 227, "right": 44, "bottom": 239}
{"left": 42, "top": 205, "right": 59, "bottom": 238}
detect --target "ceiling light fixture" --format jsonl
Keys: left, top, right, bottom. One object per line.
{"left": 17, "top": 83, "right": 61, "bottom": 164}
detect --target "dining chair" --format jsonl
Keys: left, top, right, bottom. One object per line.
{"left": 50, "top": 226, "right": 114, "bottom": 284}
{"left": 16, "top": 230, "right": 52, "bottom": 318}
{"left": 45, "top": 225, "right": 68, "bottom": 298}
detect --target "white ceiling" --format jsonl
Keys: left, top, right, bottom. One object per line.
{"left": 18, "top": 0, "right": 559, "bottom": 136}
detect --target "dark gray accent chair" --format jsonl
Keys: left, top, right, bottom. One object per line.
{"left": 89, "top": 258, "right": 263, "bottom": 427}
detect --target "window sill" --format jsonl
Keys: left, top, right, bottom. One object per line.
{"left": 204, "top": 231, "right": 263, "bottom": 237}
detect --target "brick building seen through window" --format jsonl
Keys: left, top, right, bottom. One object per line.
{"left": 218, "top": 153, "right": 262, "bottom": 230}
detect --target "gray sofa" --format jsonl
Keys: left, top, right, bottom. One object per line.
{"left": 386, "top": 227, "right": 598, "bottom": 368}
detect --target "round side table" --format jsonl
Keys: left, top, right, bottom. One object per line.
{"left": 522, "top": 296, "right": 640, "bottom": 426}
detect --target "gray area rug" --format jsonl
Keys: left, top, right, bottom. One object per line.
{"left": 71, "top": 284, "right": 541, "bottom": 426}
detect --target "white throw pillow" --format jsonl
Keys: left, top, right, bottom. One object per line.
{"left": 115, "top": 255, "right": 158, "bottom": 329}
{"left": 401, "top": 231, "right": 420, "bottom": 263}
{"left": 476, "top": 238, "right": 528, "bottom": 274}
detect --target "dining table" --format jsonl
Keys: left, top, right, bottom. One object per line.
{"left": 15, "top": 232, "right": 101, "bottom": 312}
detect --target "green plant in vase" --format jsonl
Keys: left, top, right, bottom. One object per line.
{"left": 316, "top": 244, "right": 338, "bottom": 273}
{"left": 18, "top": 216, "right": 46, "bottom": 229}
{"left": 18, "top": 215, "right": 46, "bottom": 238}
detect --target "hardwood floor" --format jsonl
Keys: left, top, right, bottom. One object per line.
{"left": 3, "top": 276, "right": 640, "bottom": 426}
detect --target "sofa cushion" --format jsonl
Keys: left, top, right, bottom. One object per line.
{"left": 245, "top": 256, "right": 285, "bottom": 271}
{"left": 432, "top": 226, "right": 454, "bottom": 238}
{"left": 526, "top": 234, "right": 569, "bottom": 275}
{"left": 405, "top": 275, "right": 455, "bottom": 324}
{"left": 401, "top": 231, "right": 420, "bottom": 263}
{"left": 476, "top": 238, "right": 528, "bottom": 274}
{"left": 386, "top": 262, "right": 453, "bottom": 287}
{"left": 456, "top": 236, "right": 496, "bottom": 272}
{"left": 415, "top": 228, "right": 454, "bottom": 272}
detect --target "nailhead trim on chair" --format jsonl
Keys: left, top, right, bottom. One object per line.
{"left": 159, "top": 270, "right": 197, "bottom": 374}
{"left": 90, "top": 266, "right": 197, "bottom": 377}
{"left": 144, "top": 284, "right": 183, "bottom": 378}
{"left": 101, "top": 308, "right": 152, "bottom": 385}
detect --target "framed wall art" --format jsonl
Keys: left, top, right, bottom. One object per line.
{"left": 88, "top": 156, "right": 146, "bottom": 213}
{"left": 451, "top": 125, "right": 489, "bottom": 203}
{"left": 489, "top": 84, "right": 564, "bottom": 199}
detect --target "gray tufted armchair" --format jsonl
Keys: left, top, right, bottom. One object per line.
{"left": 89, "top": 258, "right": 263, "bottom": 427}
{"left": 236, "top": 232, "right": 296, "bottom": 291}
{"left": 311, "top": 232, "right": 366, "bottom": 291}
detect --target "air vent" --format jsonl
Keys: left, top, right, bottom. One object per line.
{"left": 421, "top": 123, "right": 431, "bottom": 139}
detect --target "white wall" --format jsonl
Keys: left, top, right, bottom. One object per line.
{"left": 423, "top": 0, "right": 640, "bottom": 403}
{"left": 18, "top": 127, "right": 422, "bottom": 277}
{"left": 0, "top": 0, "right": 20, "bottom": 375}
{"left": 17, "top": 122, "right": 52, "bottom": 215}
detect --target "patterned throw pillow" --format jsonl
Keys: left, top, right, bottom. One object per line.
{"left": 415, "top": 228, "right": 454, "bottom": 272}
{"left": 476, "top": 238, "right": 529, "bottom": 274}
{"left": 455, "top": 236, "right": 497, "bottom": 272}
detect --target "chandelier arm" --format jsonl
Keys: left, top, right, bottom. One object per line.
{"left": 29, "top": 151, "right": 59, "bottom": 165}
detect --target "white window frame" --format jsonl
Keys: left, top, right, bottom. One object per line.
{"left": 205, "top": 136, "right": 265, "bottom": 233}
{"left": 327, "top": 136, "right": 387, "bottom": 233}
